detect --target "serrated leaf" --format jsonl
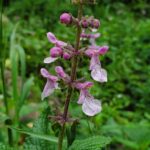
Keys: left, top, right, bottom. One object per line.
{"left": 69, "top": 136, "right": 111, "bottom": 150}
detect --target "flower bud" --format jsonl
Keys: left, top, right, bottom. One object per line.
{"left": 60, "top": 13, "right": 72, "bottom": 25}
{"left": 90, "top": 19, "right": 100, "bottom": 29}
{"left": 50, "top": 47, "right": 62, "bottom": 58}
{"left": 98, "top": 46, "right": 109, "bottom": 55}
{"left": 63, "top": 52, "right": 71, "bottom": 60}
{"left": 81, "top": 19, "right": 89, "bottom": 28}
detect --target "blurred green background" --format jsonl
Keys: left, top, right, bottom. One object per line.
{"left": 1, "top": 0, "right": 150, "bottom": 149}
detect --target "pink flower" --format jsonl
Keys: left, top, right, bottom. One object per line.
{"left": 41, "top": 68, "right": 59, "bottom": 100}
{"left": 75, "top": 81, "right": 102, "bottom": 116}
{"left": 47, "top": 32, "right": 67, "bottom": 47}
{"left": 55, "top": 66, "right": 70, "bottom": 82}
{"left": 85, "top": 46, "right": 109, "bottom": 82}
{"left": 60, "top": 13, "right": 72, "bottom": 25}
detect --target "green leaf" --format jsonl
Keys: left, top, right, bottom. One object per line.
{"left": 7, "top": 126, "right": 57, "bottom": 143}
{"left": 10, "top": 23, "right": 19, "bottom": 102}
{"left": 16, "top": 44, "right": 26, "bottom": 82}
{"left": 69, "top": 136, "right": 111, "bottom": 150}
{"left": 17, "top": 76, "right": 34, "bottom": 114}
{"left": 66, "top": 120, "right": 79, "bottom": 147}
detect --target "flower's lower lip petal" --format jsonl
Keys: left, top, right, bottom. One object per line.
{"left": 82, "top": 99, "right": 102, "bottom": 116}
{"left": 44, "top": 57, "right": 58, "bottom": 64}
{"left": 91, "top": 66, "right": 107, "bottom": 82}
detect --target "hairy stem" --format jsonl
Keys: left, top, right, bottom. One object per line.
{"left": 57, "top": 4, "right": 83, "bottom": 150}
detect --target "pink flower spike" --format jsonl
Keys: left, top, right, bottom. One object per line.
{"left": 99, "top": 46, "right": 109, "bottom": 55}
{"left": 40, "top": 68, "right": 59, "bottom": 100}
{"left": 44, "top": 57, "right": 58, "bottom": 64}
{"left": 50, "top": 47, "right": 63, "bottom": 57}
{"left": 82, "top": 98, "right": 102, "bottom": 116}
{"left": 91, "top": 65, "right": 107, "bottom": 82}
{"left": 47, "top": 32, "right": 57, "bottom": 44}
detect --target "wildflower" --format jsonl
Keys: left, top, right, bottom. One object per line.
{"left": 41, "top": 68, "right": 59, "bottom": 100}
{"left": 85, "top": 46, "right": 109, "bottom": 82}
{"left": 75, "top": 82, "right": 102, "bottom": 116}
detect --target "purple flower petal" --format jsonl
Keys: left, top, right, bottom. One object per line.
{"left": 91, "top": 65, "right": 107, "bottom": 82}
{"left": 41, "top": 79, "right": 58, "bottom": 100}
{"left": 44, "top": 57, "right": 58, "bottom": 64}
{"left": 82, "top": 98, "right": 102, "bottom": 116}
{"left": 47, "top": 32, "right": 57, "bottom": 44}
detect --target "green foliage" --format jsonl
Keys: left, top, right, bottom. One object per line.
{"left": 69, "top": 136, "right": 111, "bottom": 150}
{"left": 7, "top": 126, "right": 58, "bottom": 143}
{"left": 24, "top": 107, "right": 55, "bottom": 150}
{"left": 0, "top": 143, "right": 15, "bottom": 150}
{"left": 66, "top": 120, "right": 79, "bottom": 147}
{"left": 1, "top": 0, "right": 150, "bottom": 149}
{"left": 17, "top": 76, "right": 34, "bottom": 114}
{"left": 101, "top": 119, "right": 150, "bottom": 149}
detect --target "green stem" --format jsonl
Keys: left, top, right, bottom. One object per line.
{"left": 57, "top": 4, "right": 83, "bottom": 150}
{"left": 0, "top": 1, "right": 13, "bottom": 145}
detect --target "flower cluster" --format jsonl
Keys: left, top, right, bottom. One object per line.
{"left": 41, "top": 13, "right": 109, "bottom": 116}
